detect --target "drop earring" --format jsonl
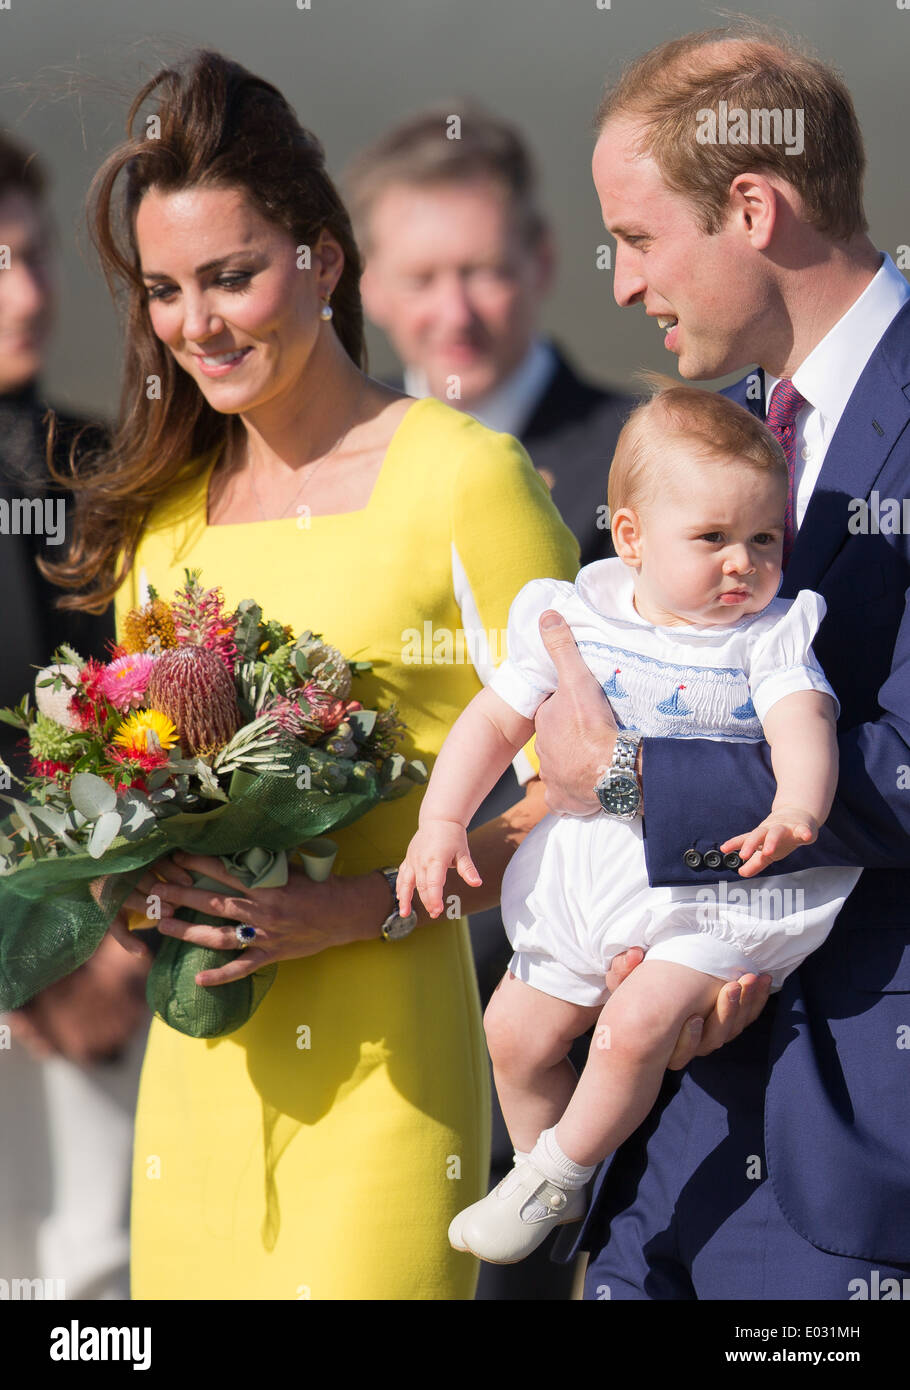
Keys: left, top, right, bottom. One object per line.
{"left": 319, "top": 296, "right": 334, "bottom": 322}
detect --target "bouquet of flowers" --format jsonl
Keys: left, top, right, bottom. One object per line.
{"left": 0, "top": 570, "right": 426, "bottom": 1037}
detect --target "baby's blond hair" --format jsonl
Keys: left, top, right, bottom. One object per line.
{"left": 607, "top": 374, "right": 788, "bottom": 519}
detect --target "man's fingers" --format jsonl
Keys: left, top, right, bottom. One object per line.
{"left": 537, "top": 611, "right": 593, "bottom": 680}
{"left": 666, "top": 1015, "right": 705, "bottom": 1070}
{"left": 604, "top": 946, "right": 645, "bottom": 993}
{"left": 108, "top": 911, "right": 151, "bottom": 957}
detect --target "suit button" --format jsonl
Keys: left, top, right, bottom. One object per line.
{"left": 723, "top": 852, "right": 744, "bottom": 870}
{"left": 683, "top": 848, "right": 703, "bottom": 869}
{"left": 703, "top": 848, "right": 724, "bottom": 869}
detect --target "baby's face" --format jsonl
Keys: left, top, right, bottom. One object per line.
{"left": 629, "top": 452, "right": 786, "bottom": 627}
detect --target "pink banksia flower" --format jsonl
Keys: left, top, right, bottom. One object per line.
{"left": 264, "top": 683, "right": 348, "bottom": 744}
{"left": 100, "top": 654, "right": 157, "bottom": 711}
{"left": 171, "top": 570, "right": 239, "bottom": 673}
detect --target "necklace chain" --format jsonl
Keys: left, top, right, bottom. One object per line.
{"left": 235, "top": 382, "right": 368, "bottom": 522}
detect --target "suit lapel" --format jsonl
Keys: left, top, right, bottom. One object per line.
{"left": 725, "top": 302, "right": 910, "bottom": 596}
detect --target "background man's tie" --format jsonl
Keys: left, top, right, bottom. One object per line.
{"left": 765, "top": 378, "right": 807, "bottom": 565}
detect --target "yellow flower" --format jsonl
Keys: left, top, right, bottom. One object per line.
{"left": 112, "top": 708, "right": 179, "bottom": 756}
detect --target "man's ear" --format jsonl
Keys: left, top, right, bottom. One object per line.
{"left": 727, "top": 172, "right": 780, "bottom": 252}
{"left": 611, "top": 506, "right": 643, "bottom": 565}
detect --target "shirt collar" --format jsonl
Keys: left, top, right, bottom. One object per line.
{"left": 763, "top": 252, "right": 910, "bottom": 428}
{"left": 402, "top": 338, "right": 558, "bottom": 436}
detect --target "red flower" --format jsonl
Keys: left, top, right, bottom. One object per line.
{"left": 29, "top": 758, "right": 71, "bottom": 781}
{"left": 69, "top": 659, "right": 112, "bottom": 731}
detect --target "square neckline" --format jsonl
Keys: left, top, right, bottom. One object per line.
{"left": 199, "top": 394, "right": 434, "bottom": 527}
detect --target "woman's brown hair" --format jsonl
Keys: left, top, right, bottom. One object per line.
{"left": 42, "top": 48, "right": 366, "bottom": 613}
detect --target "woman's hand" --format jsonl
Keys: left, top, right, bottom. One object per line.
{"left": 534, "top": 610, "right": 624, "bottom": 814}
{"left": 151, "top": 850, "right": 391, "bottom": 987}
{"left": 397, "top": 820, "right": 483, "bottom": 919}
{"left": 91, "top": 859, "right": 195, "bottom": 958}
{"left": 606, "top": 948, "right": 772, "bottom": 1066}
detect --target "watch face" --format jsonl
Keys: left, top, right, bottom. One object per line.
{"left": 597, "top": 773, "right": 640, "bottom": 817}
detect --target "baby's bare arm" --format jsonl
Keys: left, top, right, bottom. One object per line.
{"left": 721, "top": 690, "right": 839, "bottom": 876}
{"left": 417, "top": 686, "right": 536, "bottom": 828}
{"left": 764, "top": 690, "right": 839, "bottom": 826}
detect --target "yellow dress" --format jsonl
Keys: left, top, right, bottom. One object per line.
{"left": 117, "top": 396, "right": 580, "bottom": 1299}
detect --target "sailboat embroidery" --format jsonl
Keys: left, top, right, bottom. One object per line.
{"left": 656, "top": 683, "right": 692, "bottom": 716}
{"left": 602, "top": 668, "right": 628, "bottom": 698}
{"left": 731, "top": 696, "right": 757, "bottom": 720}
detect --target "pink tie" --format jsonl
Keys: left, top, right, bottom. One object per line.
{"left": 765, "top": 378, "right": 806, "bottom": 566}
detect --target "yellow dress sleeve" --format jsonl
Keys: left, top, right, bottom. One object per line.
{"left": 451, "top": 430, "right": 581, "bottom": 779}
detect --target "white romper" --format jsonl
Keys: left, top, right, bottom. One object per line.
{"left": 489, "top": 558, "right": 862, "bottom": 1005}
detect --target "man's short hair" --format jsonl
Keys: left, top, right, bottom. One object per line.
{"left": 0, "top": 131, "right": 47, "bottom": 203}
{"left": 595, "top": 23, "right": 867, "bottom": 241}
{"left": 342, "top": 104, "right": 548, "bottom": 255}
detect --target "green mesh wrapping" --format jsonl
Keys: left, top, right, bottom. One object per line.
{"left": 0, "top": 750, "right": 385, "bottom": 1038}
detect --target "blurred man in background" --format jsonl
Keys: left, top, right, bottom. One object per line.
{"left": 0, "top": 132, "right": 150, "bottom": 1300}
{"left": 344, "top": 109, "right": 634, "bottom": 1298}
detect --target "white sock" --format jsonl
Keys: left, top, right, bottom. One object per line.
{"left": 528, "top": 1125, "right": 597, "bottom": 1190}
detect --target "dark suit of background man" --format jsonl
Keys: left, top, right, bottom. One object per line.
{"left": 343, "top": 107, "right": 635, "bottom": 1299}
{"left": 0, "top": 132, "right": 150, "bottom": 1301}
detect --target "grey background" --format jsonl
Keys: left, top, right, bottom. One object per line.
{"left": 1, "top": 0, "right": 906, "bottom": 418}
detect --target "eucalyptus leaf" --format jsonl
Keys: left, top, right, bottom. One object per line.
{"left": 346, "top": 709, "right": 377, "bottom": 739}
{"left": 88, "top": 810, "right": 122, "bottom": 858}
{"left": 71, "top": 772, "right": 118, "bottom": 820}
{"left": 380, "top": 754, "right": 405, "bottom": 786}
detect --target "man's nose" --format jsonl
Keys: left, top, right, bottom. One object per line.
{"left": 0, "top": 258, "right": 47, "bottom": 321}
{"left": 435, "top": 273, "right": 476, "bottom": 332}
{"left": 612, "top": 244, "right": 647, "bottom": 308}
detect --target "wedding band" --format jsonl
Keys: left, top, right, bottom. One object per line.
{"left": 235, "top": 923, "right": 257, "bottom": 948}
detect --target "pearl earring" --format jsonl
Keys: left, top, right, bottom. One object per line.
{"left": 319, "top": 297, "right": 334, "bottom": 322}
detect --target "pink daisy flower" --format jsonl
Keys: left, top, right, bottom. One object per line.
{"left": 99, "top": 654, "right": 157, "bottom": 711}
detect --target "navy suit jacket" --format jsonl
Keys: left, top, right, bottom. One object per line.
{"left": 571, "top": 299, "right": 910, "bottom": 1264}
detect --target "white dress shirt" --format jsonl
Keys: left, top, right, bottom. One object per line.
{"left": 403, "top": 338, "right": 558, "bottom": 438}
{"left": 763, "top": 253, "right": 910, "bottom": 528}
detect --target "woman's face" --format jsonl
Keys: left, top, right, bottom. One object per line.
{"left": 135, "top": 184, "right": 342, "bottom": 413}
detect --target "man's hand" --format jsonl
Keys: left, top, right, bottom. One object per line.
{"left": 606, "top": 947, "right": 772, "bottom": 1066}
{"left": 534, "top": 610, "right": 623, "bottom": 814}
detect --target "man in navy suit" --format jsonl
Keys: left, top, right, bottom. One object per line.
{"left": 535, "top": 27, "right": 910, "bottom": 1298}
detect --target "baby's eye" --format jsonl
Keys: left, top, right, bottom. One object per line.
{"left": 751, "top": 533, "right": 778, "bottom": 545}
{"left": 698, "top": 532, "right": 724, "bottom": 543}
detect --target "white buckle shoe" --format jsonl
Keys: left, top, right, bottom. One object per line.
{"left": 450, "top": 1158, "right": 587, "bottom": 1264}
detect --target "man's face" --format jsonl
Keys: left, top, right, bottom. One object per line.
{"left": 592, "top": 118, "right": 772, "bottom": 379}
{"left": 360, "top": 176, "right": 552, "bottom": 403}
{"left": 0, "top": 190, "right": 56, "bottom": 393}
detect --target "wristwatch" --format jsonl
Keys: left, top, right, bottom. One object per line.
{"left": 378, "top": 866, "right": 418, "bottom": 941}
{"left": 594, "top": 732, "right": 642, "bottom": 820}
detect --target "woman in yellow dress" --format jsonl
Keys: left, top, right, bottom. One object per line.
{"left": 45, "top": 50, "right": 580, "bottom": 1299}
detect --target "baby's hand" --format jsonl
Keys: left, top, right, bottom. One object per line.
{"left": 720, "top": 807, "right": 819, "bottom": 879}
{"left": 396, "top": 820, "right": 483, "bottom": 919}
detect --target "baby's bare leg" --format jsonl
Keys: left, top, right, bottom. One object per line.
{"left": 484, "top": 971, "right": 603, "bottom": 1153}
{"left": 554, "top": 959, "right": 724, "bottom": 1166}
